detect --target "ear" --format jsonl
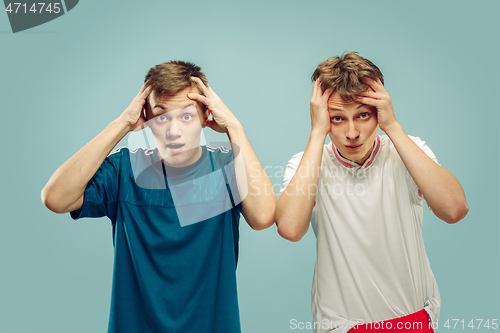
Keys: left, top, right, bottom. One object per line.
{"left": 142, "top": 107, "right": 150, "bottom": 128}
{"left": 202, "top": 108, "right": 210, "bottom": 128}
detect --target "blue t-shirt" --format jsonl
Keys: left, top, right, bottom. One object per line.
{"left": 70, "top": 145, "right": 242, "bottom": 333}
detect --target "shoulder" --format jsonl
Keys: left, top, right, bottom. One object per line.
{"left": 384, "top": 133, "right": 436, "bottom": 156}
{"left": 206, "top": 145, "right": 235, "bottom": 168}
{"left": 407, "top": 134, "right": 428, "bottom": 148}
{"left": 379, "top": 134, "right": 427, "bottom": 152}
{"left": 286, "top": 151, "right": 305, "bottom": 168}
{"left": 207, "top": 145, "right": 233, "bottom": 159}
{"left": 109, "top": 146, "right": 155, "bottom": 157}
{"left": 207, "top": 145, "right": 232, "bottom": 156}
{"left": 290, "top": 151, "right": 304, "bottom": 160}
{"left": 286, "top": 143, "right": 331, "bottom": 168}
{"left": 107, "top": 146, "right": 157, "bottom": 169}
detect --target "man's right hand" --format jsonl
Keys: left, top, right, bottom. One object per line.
{"left": 310, "top": 79, "right": 334, "bottom": 138}
{"left": 117, "top": 83, "right": 152, "bottom": 131}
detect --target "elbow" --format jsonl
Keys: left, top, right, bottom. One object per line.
{"left": 246, "top": 198, "right": 277, "bottom": 231}
{"left": 276, "top": 220, "right": 305, "bottom": 242}
{"left": 249, "top": 214, "right": 275, "bottom": 231}
{"left": 443, "top": 201, "right": 469, "bottom": 224}
{"left": 278, "top": 228, "right": 304, "bottom": 242}
{"left": 274, "top": 207, "right": 307, "bottom": 242}
{"left": 41, "top": 187, "right": 66, "bottom": 214}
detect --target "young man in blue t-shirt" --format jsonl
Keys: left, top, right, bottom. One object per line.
{"left": 41, "top": 61, "right": 276, "bottom": 333}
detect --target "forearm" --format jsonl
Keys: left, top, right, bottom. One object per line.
{"left": 275, "top": 131, "right": 325, "bottom": 241}
{"left": 41, "top": 118, "right": 131, "bottom": 213}
{"left": 226, "top": 123, "right": 276, "bottom": 230}
{"left": 386, "top": 123, "right": 469, "bottom": 223}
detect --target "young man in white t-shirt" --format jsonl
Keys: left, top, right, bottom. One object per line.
{"left": 275, "top": 52, "right": 468, "bottom": 333}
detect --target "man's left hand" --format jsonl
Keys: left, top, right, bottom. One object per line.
{"left": 354, "top": 77, "right": 398, "bottom": 133}
{"left": 188, "top": 77, "right": 241, "bottom": 133}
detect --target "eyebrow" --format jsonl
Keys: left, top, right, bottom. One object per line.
{"left": 328, "top": 104, "right": 369, "bottom": 112}
{"left": 153, "top": 103, "right": 195, "bottom": 111}
{"left": 151, "top": 103, "right": 196, "bottom": 117}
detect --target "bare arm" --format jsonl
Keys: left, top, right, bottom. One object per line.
{"left": 355, "top": 78, "right": 469, "bottom": 224}
{"left": 386, "top": 125, "right": 468, "bottom": 223}
{"left": 188, "top": 77, "right": 276, "bottom": 230}
{"left": 41, "top": 84, "right": 151, "bottom": 214}
{"left": 275, "top": 80, "right": 334, "bottom": 241}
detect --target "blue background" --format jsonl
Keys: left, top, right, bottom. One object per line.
{"left": 1, "top": 0, "right": 498, "bottom": 332}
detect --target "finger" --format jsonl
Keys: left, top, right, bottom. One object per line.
{"left": 190, "top": 76, "right": 209, "bottom": 92}
{"left": 322, "top": 87, "right": 334, "bottom": 101}
{"left": 137, "top": 82, "right": 147, "bottom": 95}
{"left": 361, "top": 77, "right": 383, "bottom": 93}
{"left": 311, "top": 79, "right": 321, "bottom": 100}
{"left": 354, "top": 95, "right": 382, "bottom": 108}
{"left": 187, "top": 92, "right": 209, "bottom": 105}
{"left": 356, "top": 90, "right": 379, "bottom": 99}
{"left": 138, "top": 84, "right": 152, "bottom": 101}
{"left": 143, "top": 84, "right": 152, "bottom": 96}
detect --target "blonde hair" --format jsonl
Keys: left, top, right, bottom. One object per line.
{"left": 144, "top": 60, "right": 208, "bottom": 110}
{"left": 311, "top": 51, "right": 384, "bottom": 101}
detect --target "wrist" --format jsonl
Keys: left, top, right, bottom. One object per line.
{"left": 384, "top": 122, "right": 403, "bottom": 137}
{"left": 310, "top": 128, "right": 328, "bottom": 140}
{"left": 113, "top": 116, "right": 134, "bottom": 134}
{"left": 226, "top": 120, "right": 243, "bottom": 134}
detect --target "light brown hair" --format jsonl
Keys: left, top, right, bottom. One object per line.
{"left": 144, "top": 60, "right": 208, "bottom": 112}
{"left": 311, "top": 52, "right": 384, "bottom": 101}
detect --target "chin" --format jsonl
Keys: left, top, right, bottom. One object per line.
{"left": 342, "top": 150, "right": 366, "bottom": 163}
{"left": 167, "top": 153, "right": 197, "bottom": 168}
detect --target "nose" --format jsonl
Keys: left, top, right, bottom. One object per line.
{"left": 167, "top": 119, "right": 182, "bottom": 137}
{"left": 346, "top": 121, "right": 359, "bottom": 140}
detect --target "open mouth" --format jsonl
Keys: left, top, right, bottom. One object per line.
{"left": 166, "top": 143, "right": 185, "bottom": 154}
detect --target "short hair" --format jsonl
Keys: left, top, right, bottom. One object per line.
{"left": 311, "top": 51, "right": 384, "bottom": 101}
{"left": 144, "top": 60, "right": 208, "bottom": 111}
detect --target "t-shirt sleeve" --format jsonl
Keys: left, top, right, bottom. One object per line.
{"left": 281, "top": 152, "right": 304, "bottom": 194}
{"left": 69, "top": 148, "right": 123, "bottom": 222}
{"left": 229, "top": 149, "right": 243, "bottom": 216}
{"left": 405, "top": 135, "right": 440, "bottom": 206}
{"left": 217, "top": 147, "right": 243, "bottom": 217}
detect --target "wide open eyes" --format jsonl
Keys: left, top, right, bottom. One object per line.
{"left": 330, "top": 112, "right": 371, "bottom": 123}
{"left": 156, "top": 114, "right": 168, "bottom": 122}
{"left": 154, "top": 112, "right": 196, "bottom": 124}
{"left": 182, "top": 113, "right": 193, "bottom": 121}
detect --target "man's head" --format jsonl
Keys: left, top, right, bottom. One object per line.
{"left": 143, "top": 61, "right": 209, "bottom": 167}
{"left": 311, "top": 51, "right": 384, "bottom": 101}
{"left": 144, "top": 60, "right": 208, "bottom": 115}
{"left": 312, "top": 52, "right": 383, "bottom": 165}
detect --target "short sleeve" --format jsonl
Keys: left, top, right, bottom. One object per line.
{"left": 69, "top": 148, "right": 123, "bottom": 222}
{"left": 210, "top": 146, "right": 243, "bottom": 217}
{"left": 281, "top": 152, "right": 304, "bottom": 194}
{"left": 405, "top": 136, "right": 440, "bottom": 205}
{"left": 226, "top": 148, "right": 243, "bottom": 217}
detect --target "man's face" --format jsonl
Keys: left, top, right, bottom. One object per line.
{"left": 327, "top": 91, "right": 378, "bottom": 165}
{"left": 146, "top": 87, "right": 207, "bottom": 167}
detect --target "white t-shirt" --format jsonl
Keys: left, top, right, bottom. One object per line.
{"left": 282, "top": 135, "right": 440, "bottom": 333}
